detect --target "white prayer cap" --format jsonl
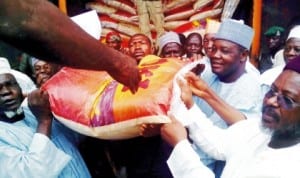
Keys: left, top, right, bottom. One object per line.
{"left": 158, "top": 31, "right": 181, "bottom": 55}
{"left": 215, "top": 18, "right": 254, "bottom": 50}
{"left": 287, "top": 25, "right": 300, "bottom": 41}
{"left": 0, "top": 57, "right": 12, "bottom": 74}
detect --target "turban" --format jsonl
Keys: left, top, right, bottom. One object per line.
{"left": 287, "top": 25, "right": 300, "bottom": 41}
{"left": 0, "top": 57, "right": 36, "bottom": 95}
{"left": 215, "top": 19, "right": 254, "bottom": 50}
{"left": 0, "top": 57, "right": 12, "bottom": 74}
{"left": 283, "top": 55, "right": 300, "bottom": 73}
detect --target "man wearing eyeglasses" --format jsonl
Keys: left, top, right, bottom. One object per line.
{"left": 161, "top": 55, "right": 300, "bottom": 178}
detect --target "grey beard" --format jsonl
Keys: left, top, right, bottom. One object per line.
{"left": 272, "top": 123, "right": 300, "bottom": 139}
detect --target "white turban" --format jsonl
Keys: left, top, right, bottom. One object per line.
{"left": 0, "top": 57, "right": 12, "bottom": 74}
{"left": 287, "top": 25, "right": 300, "bottom": 41}
{"left": 0, "top": 57, "right": 36, "bottom": 94}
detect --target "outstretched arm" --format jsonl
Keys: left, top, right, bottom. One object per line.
{"left": 181, "top": 72, "right": 245, "bottom": 125}
{"left": 161, "top": 116, "right": 215, "bottom": 178}
{"left": 0, "top": 0, "right": 141, "bottom": 93}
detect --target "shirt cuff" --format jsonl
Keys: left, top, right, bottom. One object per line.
{"left": 29, "top": 133, "right": 52, "bottom": 153}
{"left": 167, "top": 139, "right": 201, "bottom": 172}
{"left": 187, "top": 104, "right": 208, "bottom": 124}
{"left": 167, "top": 139, "right": 214, "bottom": 178}
{"left": 29, "top": 133, "right": 71, "bottom": 174}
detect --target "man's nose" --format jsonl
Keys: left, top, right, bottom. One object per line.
{"left": 265, "top": 95, "right": 280, "bottom": 107}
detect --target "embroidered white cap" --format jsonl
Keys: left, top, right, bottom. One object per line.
{"left": 215, "top": 18, "right": 254, "bottom": 50}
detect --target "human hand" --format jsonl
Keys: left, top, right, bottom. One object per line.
{"left": 160, "top": 115, "right": 188, "bottom": 147}
{"left": 190, "top": 63, "right": 205, "bottom": 76}
{"left": 184, "top": 72, "right": 209, "bottom": 99}
{"left": 28, "top": 89, "right": 53, "bottom": 136}
{"left": 140, "top": 123, "right": 162, "bottom": 137}
{"left": 177, "top": 77, "right": 194, "bottom": 109}
{"left": 108, "top": 56, "right": 141, "bottom": 94}
{"left": 28, "top": 89, "right": 52, "bottom": 123}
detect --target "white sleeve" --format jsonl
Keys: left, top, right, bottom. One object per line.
{"left": 167, "top": 140, "right": 214, "bottom": 178}
{"left": 187, "top": 105, "right": 248, "bottom": 160}
{"left": 0, "top": 133, "right": 71, "bottom": 178}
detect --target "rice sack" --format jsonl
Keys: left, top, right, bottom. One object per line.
{"left": 42, "top": 55, "right": 185, "bottom": 139}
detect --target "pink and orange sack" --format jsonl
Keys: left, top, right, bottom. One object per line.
{"left": 42, "top": 56, "right": 186, "bottom": 139}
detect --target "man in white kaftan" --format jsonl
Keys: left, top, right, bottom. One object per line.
{"left": 0, "top": 67, "right": 90, "bottom": 177}
{"left": 190, "top": 19, "right": 262, "bottom": 172}
{"left": 163, "top": 55, "right": 300, "bottom": 178}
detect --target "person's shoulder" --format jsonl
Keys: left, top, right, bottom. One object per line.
{"left": 273, "top": 49, "right": 285, "bottom": 67}
{"left": 238, "top": 71, "right": 261, "bottom": 87}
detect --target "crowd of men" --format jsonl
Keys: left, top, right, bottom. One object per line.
{"left": 1, "top": 0, "right": 300, "bottom": 178}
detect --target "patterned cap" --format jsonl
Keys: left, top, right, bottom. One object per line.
{"left": 215, "top": 19, "right": 254, "bottom": 50}
{"left": 158, "top": 31, "right": 181, "bottom": 55}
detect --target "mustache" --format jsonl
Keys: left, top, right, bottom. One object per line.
{"left": 262, "top": 105, "right": 280, "bottom": 122}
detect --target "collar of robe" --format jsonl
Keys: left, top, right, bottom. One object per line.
{"left": 0, "top": 107, "right": 24, "bottom": 123}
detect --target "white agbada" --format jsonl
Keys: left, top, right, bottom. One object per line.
{"left": 168, "top": 105, "right": 300, "bottom": 178}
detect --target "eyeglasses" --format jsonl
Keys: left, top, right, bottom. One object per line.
{"left": 265, "top": 87, "right": 300, "bottom": 109}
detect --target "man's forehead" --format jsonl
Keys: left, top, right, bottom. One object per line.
{"left": 34, "top": 60, "right": 48, "bottom": 66}
{"left": 164, "top": 42, "right": 181, "bottom": 49}
{"left": 130, "top": 35, "right": 149, "bottom": 42}
{"left": 214, "top": 39, "right": 240, "bottom": 47}
{"left": 275, "top": 70, "right": 300, "bottom": 92}
{"left": 187, "top": 36, "right": 201, "bottom": 43}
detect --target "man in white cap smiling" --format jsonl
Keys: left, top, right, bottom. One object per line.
{"left": 0, "top": 64, "right": 91, "bottom": 177}
{"left": 161, "top": 54, "right": 300, "bottom": 178}
{"left": 165, "top": 18, "right": 263, "bottom": 177}
{"left": 203, "top": 18, "right": 260, "bottom": 77}
{"left": 31, "top": 58, "right": 62, "bottom": 88}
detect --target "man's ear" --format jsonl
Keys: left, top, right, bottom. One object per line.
{"left": 240, "top": 49, "right": 249, "bottom": 62}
